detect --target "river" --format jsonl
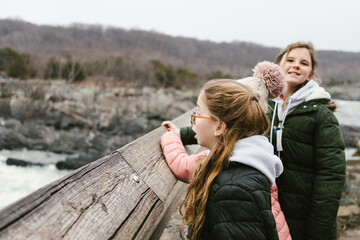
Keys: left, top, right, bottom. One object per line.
{"left": 333, "top": 99, "right": 360, "bottom": 127}
{"left": 0, "top": 149, "right": 72, "bottom": 209}
{"left": 0, "top": 99, "right": 359, "bottom": 210}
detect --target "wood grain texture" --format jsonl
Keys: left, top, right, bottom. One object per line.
{"left": 0, "top": 109, "right": 201, "bottom": 239}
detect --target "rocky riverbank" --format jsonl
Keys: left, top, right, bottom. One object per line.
{"left": 0, "top": 79, "right": 197, "bottom": 168}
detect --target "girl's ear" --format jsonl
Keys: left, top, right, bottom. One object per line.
{"left": 307, "top": 71, "right": 314, "bottom": 81}
{"left": 214, "top": 121, "right": 227, "bottom": 136}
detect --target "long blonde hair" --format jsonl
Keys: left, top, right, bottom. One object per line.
{"left": 180, "top": 79, "right": 270, "bottom": 240}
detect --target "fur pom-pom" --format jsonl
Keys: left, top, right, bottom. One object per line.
{"left": 252, "top": 61, "right": 286, "bottom": 99}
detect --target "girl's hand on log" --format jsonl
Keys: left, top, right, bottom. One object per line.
{"left": 161, "top": 121, "right": 180, "bottom": 137}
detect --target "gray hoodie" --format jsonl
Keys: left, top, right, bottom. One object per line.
{"left": 229, "top": 135, "right": 283, "bottom": 186}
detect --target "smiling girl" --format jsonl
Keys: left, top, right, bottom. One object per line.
{"left": 268, "top": 42, "right": 346, "bottom": 240}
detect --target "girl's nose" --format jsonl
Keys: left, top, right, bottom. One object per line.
{"left": 291, "top": 62, "right": 300, "bottom": 69}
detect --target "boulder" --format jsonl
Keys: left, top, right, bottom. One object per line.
{"left": 18, "top": 123, "right": 57, "bottom": 150}
{"left": 0, "top": 127, "right": 26, "bottom": 149}
{"left": 6, "top": 157, "right": 44, "bottom": 167}
{"left": 56, "top": 152, "right": 101, "bottom": 170}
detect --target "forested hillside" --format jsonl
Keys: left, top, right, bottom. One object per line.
{"left": 1, "top": 19, "right": 359, "bottom": 87}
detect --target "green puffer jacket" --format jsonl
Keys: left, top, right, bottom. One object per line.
{"left": 267, "top": 97, "right": 346, "bottom": 240}
{"left": 200, "top": 162, "right": 278, "bottom": 240}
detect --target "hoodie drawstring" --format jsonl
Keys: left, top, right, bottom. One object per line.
{"left": 270, "top": 98, "right": 293, "bottom": 158}
{"left": 270, "top": 98, "right": 279, "bottom": 145}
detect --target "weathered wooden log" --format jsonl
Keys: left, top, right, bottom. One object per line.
{"left": 0, "top": 110, "right": 200, "bottom": 240}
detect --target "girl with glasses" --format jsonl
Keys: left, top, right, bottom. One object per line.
{"left": 164, "top": 79, "right": 281, "bottom": 240}
{"left": 161, "top": 62, "right": 291, "bottom": 240}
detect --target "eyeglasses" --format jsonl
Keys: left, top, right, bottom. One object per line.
{"left": 190, "top": 109, "right": 214, "bottom": 125}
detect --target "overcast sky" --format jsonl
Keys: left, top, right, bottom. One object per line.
{"left": 2, "top": 0, "right": 359, "bottom": 52}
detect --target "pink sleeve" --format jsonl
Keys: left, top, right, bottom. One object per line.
{"left": 161, "top": 132, "right": 207, "bottom": 183}
{"left": 271, "top": 183, "right": 292, "bottom": 240}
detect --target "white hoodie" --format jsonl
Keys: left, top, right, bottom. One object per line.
{"left": 273, "top": 79, "right": 330, "bottom": 121}
{"left": 229, "top": 135, "right": 283, "bottom": 186}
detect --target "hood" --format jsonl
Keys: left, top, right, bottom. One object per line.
{"left": 229, "top": 135, "right": 283, "bottom": 186}
{"left": 275, "top": 79, "right": 331, "bottom": 121}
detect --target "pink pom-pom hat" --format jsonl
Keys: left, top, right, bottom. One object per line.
{"left": 252, "top": 61, "right": 286, "bottom": 99}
